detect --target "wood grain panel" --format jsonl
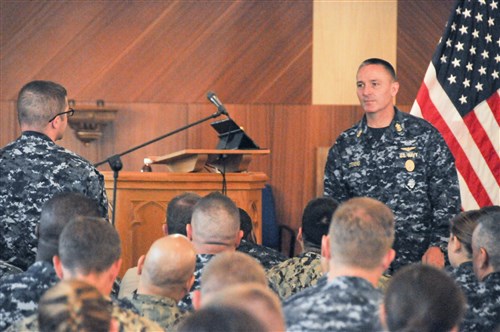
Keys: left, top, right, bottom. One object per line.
{"left": 1, "top": 1, "right": 312, "bottom": 104}
{"left": 396, "top": 0, "right": 455, "bottom": 104}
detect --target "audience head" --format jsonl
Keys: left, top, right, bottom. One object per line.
{"left": 188, "top": 192, "right": 242, "bottom": 252}
{"left": 300, "top": 197, "right": 339, "bottom": 252}
{"left": 472, "top": 210, "right": 500, "bottom": 281}
{"left": 239, "top": 208, "right": 256, "bottom": 243}
{"left": 197, "top": 251, "right": 267, "bottom": 307}
{"left": 175, "top": 305, "right": 267, "bottom": 332}
{"left": 38, "top": 280, "right": 114, "bottom": 332}
{"left": 202, "top": 283, "right": 285, "bottom": 332}
{"left": 383, "top": 264, "right": 466, "bottom": 332}
{"left": 447, "top": 210, "right": 484, "bottom": 267}
{"left": 17, "top": 80, "right": 69, "bottom": 139}
{"left": 166, "top": 192, "right": 201, "bottom": 236}
{"left": 54, "top": 217, "right": 121, "bottom": 295}
{"left": 137, "top": 234, "right": 196, "bottom": 301}
{"left": 326, "top": 197, "right": 395, "bottom": 271}
{"left": 37, "top": 192, "right": 101, "bottom": 263}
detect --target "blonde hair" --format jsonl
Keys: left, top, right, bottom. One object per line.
{"left": 38, "top": 280, "right": 112, "bottom": 332}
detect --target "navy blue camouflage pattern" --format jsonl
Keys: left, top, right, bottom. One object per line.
{"left": 237, "top": 239, "right": 287, "bottom": 269}
{"left": 324, "top": 108, "right": 461, "bottom": 270}
{"left": 461, "top": 271, "right": 500, "bottom": 332}
{"left": 178, "top": 253, "right": 214, "bottom": 312}
{"left": 0, "top": 132, "right": 108, "bottom": 270}
{"left": 284, "top": 276, "right": 383, "bottom": 331}
{"left": 0, "top": 260, "right": 22, "bottom": 279}
{"left": 0, "top": 261, "right": 59, "bottom": 331}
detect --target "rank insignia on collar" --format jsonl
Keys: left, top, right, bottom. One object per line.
{"left": 395, "top": 123, "right": 403, "bottom": 132}
{"left": 356, "top": 129, "right": 362, "bottom": 138}
{"left": 406, "top": 179, "right": 416, "bottom": 190}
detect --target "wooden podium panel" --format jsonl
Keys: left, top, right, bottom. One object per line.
{"left": 103, "top": 171, "right": 268, "bottom": 277}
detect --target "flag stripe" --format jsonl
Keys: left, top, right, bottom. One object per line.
{"left": 463, "top": 96, "right": 500, "bottom": 185}
{"left": 415, "top": 67, "right": 494, "bottom": 207}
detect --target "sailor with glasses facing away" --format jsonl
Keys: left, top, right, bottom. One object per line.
{"left": 0, "top": 80, "right": 109, "bottom": 271}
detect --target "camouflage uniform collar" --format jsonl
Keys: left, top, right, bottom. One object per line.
{"left": 483, "top": 271, "right": 500, "bottom": 283}
{"left": 355, "top": 106, "right": 405, "bottom": 139}
{"left": 132, "top": 291, "right": 178, "bottom": 306}
{"left": 21, "top": 130, "right": 52, "bottom": 142}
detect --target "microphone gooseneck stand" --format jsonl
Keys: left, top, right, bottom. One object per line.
{"left": 95, "top": 109, "right": 227, "bottom": 227}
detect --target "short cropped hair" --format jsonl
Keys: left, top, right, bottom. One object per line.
{"left": 329, "top": 197, "right": 394, "bottom": 269}
{"left": 301, "top": 197, "right": 339, "bottom": 250}
{"left": 359, "top": 58, "right": 397, "bottom": 81}
{"left": 449, "top": 210, "right": 484, "bottom": 257}
{"left": 37, "top": 192, "right": 101, "bottom": 262}
{"left": 17, "top": 80, "right": 67, "bottom": 127}
{"left": 191, "top": 192, "right": 240, "bottom": 244}
{"left": 38, "top": 280, "right": 113, "bottom": 332}
{"left": 166, "top": 193, "right": 201, "bottom": 236}
{"left": 384, "top": 264, "right": 466, "bottom": 332}
{"left": 58, "top": 217, "right": 121, "bottom": 274}
{"left": 473, "top": 211, "right": 500, "bottom": 271}
{"left": 201, "top": 251, "right": 267, "bottom": 297}
{"left": 176, "top": 305, "right": 266, "bottom": 332}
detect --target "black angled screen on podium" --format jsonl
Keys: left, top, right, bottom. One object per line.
{"left": 211, "top": 118, "right": 260, "bottom": 150}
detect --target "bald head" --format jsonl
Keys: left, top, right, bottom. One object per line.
{"left": 201, "top": 251, "right": 267, "bottom": 301}
{"left": 139, "top": 235, "right": 196, "bottom": 299}
{"left": 190, "top": 192, "right": 241, "bottom": 249}
{"left": 204, "top": 283, "right": 285, "bottom": 332}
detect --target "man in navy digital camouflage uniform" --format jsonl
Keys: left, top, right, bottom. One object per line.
{"left": 283, "top": 197, "right": 395, "bottom": 331}
{"left": 0, "top": 80, "right": 108, "bottom": 270}
{"left": 0, "top": 192, "right": 100, "bottom": 331}
{"left": 466, "top": 211, "right": 500, "bottom": 331}
{"left": 324, "top": 58, "right": 461, "bottom": 271}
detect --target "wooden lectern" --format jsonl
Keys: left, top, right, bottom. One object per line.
{"left": 103, "top": 149, "right": 269, "bottom": 277}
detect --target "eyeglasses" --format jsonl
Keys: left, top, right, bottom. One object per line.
{"left": 48, "top": 108, "right": 75, "bottom": 123}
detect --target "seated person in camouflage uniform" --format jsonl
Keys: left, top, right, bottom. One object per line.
{"left": 283, "top": 197, "right": 395, "bottom": 331}
{"left": 118, "top": 192, "right": 201, "bottom": 299}
{"left": 10, "top": 217, "right": 162, "bottom": 331}
{"left": 267, "top": 197, "right": 338, "bottom": 299}
{"left": 204, "top": 283, "right": 286, "bottom": 331}
{"left": 236, "top": 208, "right": 287, "bottom": 269}
{"left": 466, "top": 211, "right": 500, "bottom": 331}
{"left": 382, "top": 264, "right": 466, "bottom": 332}
{"left": 125, "top": 235, "right": 196, "bottom": 330}
{"left": 38, "top": 280, "right": 114, "bottom": 332}
{"left": 192, "top": 251, "right": 268, "bottom": 309}
{"left": 179, "top": 192, "right": 244, "bottom": 311}
{"left": 0, "top": 192, "right": 100, "bottom": 331}
{"left": 0, "top": 80, "right": 108, "bottom": 271}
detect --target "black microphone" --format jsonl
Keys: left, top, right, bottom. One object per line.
{"left": 207, "top": 91, "right": 229, "bottom": 116}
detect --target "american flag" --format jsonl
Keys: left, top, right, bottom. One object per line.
{"left": 411, "top": 0, "right": 499, "bottom": 209}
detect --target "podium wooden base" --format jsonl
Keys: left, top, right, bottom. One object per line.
{"left": 103, "top": 171, "right": 268, "bottom": 277}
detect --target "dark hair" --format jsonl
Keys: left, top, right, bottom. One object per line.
{"left": 166, "top": 193, "right": 201, "bottom": 236}
{"left": 38, "top": 280, "right": 112, "bottom": 332}
{"left": 175, "top": 305, "right": 267, "bottom": 332}
{"left": 301, "top": 197, "right": 339, "bottom": 250}
{"left": 58, "top": 217, "right": 121, "bottom": 274}
{"left": 239, "top": 208, "right": 255, "bottom": 243}
{"left": 37, "top": 192, "right": 101, "bottom": 262}
{"left": 17, "top": 80, "right": 67, "bottom": 126}
{"left": 449, "top": 210, "right": 484, "bottom": 257}
{"left": 359, "top": 58, "right": 397, "bottom": 81}
{"left": 384, "top": 264, "right": 466, "bottom": 332}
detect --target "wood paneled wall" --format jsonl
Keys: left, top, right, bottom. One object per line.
{"left": 0, "top": 1, "right": 455, "bottom": 254}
